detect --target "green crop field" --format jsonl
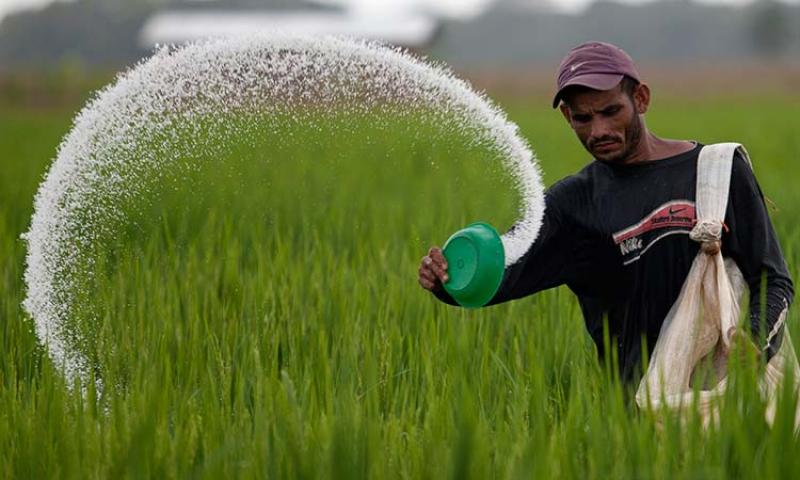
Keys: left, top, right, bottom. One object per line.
{"left": 1, "top": 86, "right": 800, "bottom": 478}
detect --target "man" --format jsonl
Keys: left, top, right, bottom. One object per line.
{"left": 417, "top": 41, "right": 793, "bottom": 381}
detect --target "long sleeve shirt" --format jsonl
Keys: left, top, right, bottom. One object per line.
{"left": 434, "top": 142, "right": 793, "bottom": 381}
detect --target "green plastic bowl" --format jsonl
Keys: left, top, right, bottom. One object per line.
{"left": 442, "top": 222, "right": 505, "bottom": 308}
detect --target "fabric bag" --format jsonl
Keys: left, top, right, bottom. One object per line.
{"left": 635, "top": 142, "right": 800, "bottom": 429}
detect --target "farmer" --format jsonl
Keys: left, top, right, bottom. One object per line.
{"left": 418, "top": 41, "right": 793, "bottom": 381}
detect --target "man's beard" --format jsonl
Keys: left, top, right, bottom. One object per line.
{"left": 586, "top": 111, "right": 643, "bottom": 164}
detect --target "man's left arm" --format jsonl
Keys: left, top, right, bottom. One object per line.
{"left": 723, "top": 152, "right": 794, "bottom": 361}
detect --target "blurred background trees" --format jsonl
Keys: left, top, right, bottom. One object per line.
{"left": 0, "top": 0, "right": 797, "bottom": 71}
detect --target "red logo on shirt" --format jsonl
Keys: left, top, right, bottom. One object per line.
{"left": 613, "top": 200, "right": 696, "bottom": 264}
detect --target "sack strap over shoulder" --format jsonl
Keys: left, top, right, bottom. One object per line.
{"left": 690, "top": 143, "right": 752, "bottom": 254}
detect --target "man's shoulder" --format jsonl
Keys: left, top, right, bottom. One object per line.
{"left": 727, "top": 144, "right": 760, "bottom": 191}
{"left": 731, "top": 145, "right": 752, "bottom": 169}
{"left": 547, "top": 162, "right": 601, "bottom": 198}
{"left": 542, "top": 163, "right": 603, "bottom": 219}
{"left": 700, "top": 142, "right": 754, "bottom": 180}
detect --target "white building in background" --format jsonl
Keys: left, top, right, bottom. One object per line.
{"left": 139, "top": 9, "right": 441, "bottom": 49}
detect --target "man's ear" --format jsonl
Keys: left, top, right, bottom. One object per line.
{"left": 633, "top": 83, "right": 650, "bottom": 114}
{"left": 559, "top": 103, "right": 572, "bottom": 123}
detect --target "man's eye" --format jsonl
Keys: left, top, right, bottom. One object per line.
{"left": 602, "top": 107, "right": 622, "bottom": 116}
{"left": 573, "top": 115, "right": 591, "bottom": 123}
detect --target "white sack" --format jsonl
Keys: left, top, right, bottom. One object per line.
{"left": 635, "top": 143, "right": 800, "bottom": 429}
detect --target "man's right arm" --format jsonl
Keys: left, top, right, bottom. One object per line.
{"left": 420, "top": 191, "right": 575, "bottom": 307}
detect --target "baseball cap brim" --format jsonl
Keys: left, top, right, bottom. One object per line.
{"left": 551, "top": 73, "right": 625, "bottom": 108}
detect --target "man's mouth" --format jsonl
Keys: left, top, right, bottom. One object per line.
{"left": 592, "top": 141, "right": 619, "bottom": 153}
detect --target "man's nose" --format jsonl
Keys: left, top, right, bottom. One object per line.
{"left": 590, "top": 118, "right": 613, "bottom": 140}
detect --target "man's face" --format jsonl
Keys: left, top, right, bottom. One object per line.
{"left": 559, "top": 83, "right": 647, "bottom": 164}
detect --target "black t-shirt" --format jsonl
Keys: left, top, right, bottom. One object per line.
{"left": 434, "top": 142, "right": 794, "bottom": 381}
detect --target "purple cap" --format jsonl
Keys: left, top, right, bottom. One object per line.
{"left": 552, "top": 41, "right": 641, "bottom": 108}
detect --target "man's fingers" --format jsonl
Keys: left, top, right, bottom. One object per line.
{"left": 431, "top": 262, "right": 448, "bottom": 283}
{"left": 419, "top": 247, "right": 450, "bottom": 291}
{"left": 418, "top": 265, "right": 437, "bottom": 284}
{"left": 420, "top": 256, "right": 447, "bottom": 284}
{"left": 418, "top": 275, "right": 435, "bottom": 291}
{"left": 429, "top": 247, "right": 448, "bottom": 269}
{"left": 427, "top": 248, "right": 449, "bottom": 283}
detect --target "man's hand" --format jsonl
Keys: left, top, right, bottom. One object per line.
{"left": 418, "top": 247, "right": 449, "bottom": 292}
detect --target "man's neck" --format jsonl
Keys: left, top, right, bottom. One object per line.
{"left": 623, "top": 132, "right": 695, "bottom": 165}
